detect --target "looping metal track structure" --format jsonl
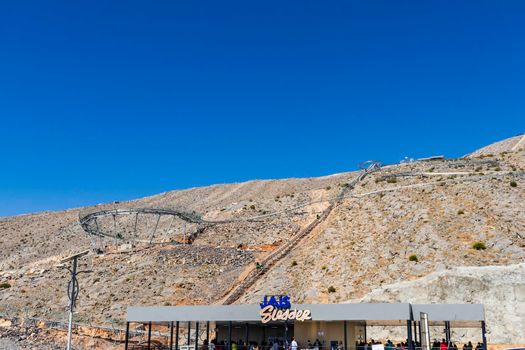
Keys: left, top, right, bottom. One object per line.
{"left": 78, "top": 161, "right": 383, "bottom": 247}
{"left": 79, "top": 206, "right": 214, "bottom": 247}
{"left": 80, "top": 207, "right": 211, "bottom": 233}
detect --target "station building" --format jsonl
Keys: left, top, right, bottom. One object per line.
{"left": 124, "top": 299, "right": 487, "bottom": 350}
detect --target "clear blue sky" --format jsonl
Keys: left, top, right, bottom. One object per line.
{"left": 1, "top": 1, "right": 524, "bottom": 216}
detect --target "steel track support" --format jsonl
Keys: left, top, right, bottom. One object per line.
{"left": 165, "top": 215, "right": 175, "bottom": 237}
{"left": 112, "top": 214, "right": 117, "bottom": 244}
{"left": 149, "top": 214, "right": 161, "bottom": 244}
{"left": 134, "top": 213, "right": 139, "bottom": 240}
{"left": 94, "top": 217, "right": 100, "bottom": 233}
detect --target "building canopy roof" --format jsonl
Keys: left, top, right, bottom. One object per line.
{"left": 127, "top": 303, "right": 484, "bottom": 324}
{"left": 411, "top": 304, "right": 485, "bottom": 322}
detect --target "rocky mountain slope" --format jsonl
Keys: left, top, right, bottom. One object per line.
{"left": 0, "top": 134, "right": 524, "bottom": 346}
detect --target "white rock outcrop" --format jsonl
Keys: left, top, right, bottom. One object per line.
{"left": 353, "top": 263, "right": 525, "bottom": 343}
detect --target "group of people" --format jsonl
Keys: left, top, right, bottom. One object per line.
{"left": 356, "top": 339, "right": 412, "bottom": 350}
{"left": 431, "top": 339, "right": 458, "bottom": 350}
{"left": 353, "top": 339, "right": 485, "bottom": 350}
{"left": 306, "top": 339, "right": 324, "bottom": 350}
{"left": 204, "top": 338, "right": 294, "bottom": 350}
{"left": 460, "top": 341, "right": 485, "bottom": 350}
{"left": 431, "top": 339, "right": 485, "bottom": 350}
{"left": 204, "top": 338, "right": 484, "bottom": 350}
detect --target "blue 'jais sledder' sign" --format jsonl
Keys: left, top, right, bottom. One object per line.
{"left": 260, "top": 295, "right": 291, "bottom": 310}
{"left": 259, "top": 295, "right": 312, "bottom": 323}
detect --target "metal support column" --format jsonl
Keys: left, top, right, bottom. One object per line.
{"left": 344, "top": 321, "right": 348, "bottom": 350}
{"left": 170, "top": 322, "right": 174, "bottom": 350}
{"left": 364, "top": 322, "right": 367, "bottom": 344}
{"left": 407, "top": 320, "right": 414, "bottom": 350}
{"left": 147, "top": 322, "right": 152, "bottom": 350}
{"left": 228, "top": 321, "right": 232, "bottom": 350}
{"left": 413, "top": 321, "right": 418, "bottom": 345}
{"left": 445, "top": 321, "right": 451, "bottom": 345}
{"left": 125, "top": 322, "right": 130, "bottom": 350}
{"left": 481, "top": 321, "right": 487, "bottom": 350}
{"left": 419, "top": 321, "right": 422, "bottom": 347}
{"left": 188, "top": 322, "right": 192, "bottom": 348}
{"left": 196, "top": 322, "right": 200, "bottom": 350}
{"left": 176, "top": 322, "right": 180, "bottom": 350}
{"left": 284, "top": 321, "right": 288, "bottom": 347}
{"left": 245, "top": 323, "right": 249, "bottom": 349}
{"left": 420, "top": 313, "right": 431, "bottom": 350}
{"left": 206, "top": 321, "right": 210, "bottom": 349}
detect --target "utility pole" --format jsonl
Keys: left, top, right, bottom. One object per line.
{"left": 60, "top": 250, "right": 90, "bottom": 350}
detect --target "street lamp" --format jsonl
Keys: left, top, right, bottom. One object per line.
{"left": 59, "top": 250, "right": 90, "bottom": 350}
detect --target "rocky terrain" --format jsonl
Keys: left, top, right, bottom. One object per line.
{"left": 356, "top": 263, "right": 525, "bottom": 344}
{"left": 0, "top": 320, "right": 120, "bottom": 349}
{"left": 0, "top": 134, "right": 524, "bottom": 348}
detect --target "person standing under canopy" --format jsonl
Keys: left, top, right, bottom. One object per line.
{"left": 290, "top": 338, "right": 298, "bottom": 350}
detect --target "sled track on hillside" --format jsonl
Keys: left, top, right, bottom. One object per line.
{"left": 221, "top": 162, "right": 382, "bottom": 305}
{"left": 219, "top": 167, "right": 525, "bottom": 304}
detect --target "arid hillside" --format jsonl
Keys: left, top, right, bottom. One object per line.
{"left": 1, "top": 134, "right": 524, "bottom": 347}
